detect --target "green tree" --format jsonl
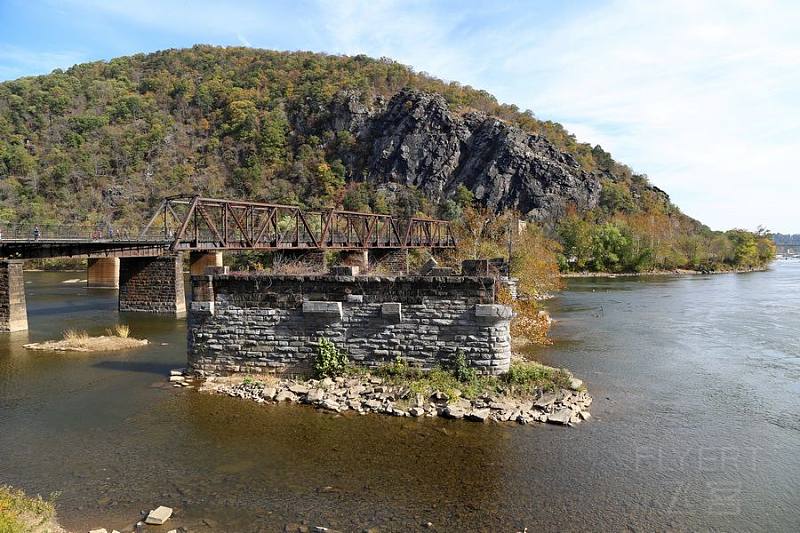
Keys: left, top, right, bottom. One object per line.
{"left": 454, "top": 184, "right": 474, "bottom": 208}
{"left": 590, "top": 223, "right": 630, "bottom": 272}
{"left": 557, "top": 215, "right": 593, "bottom": 271}
{"left": 728, "top": 230, "right": 759, "bottom": 267}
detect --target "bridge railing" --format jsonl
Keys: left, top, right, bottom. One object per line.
{"left": 0, "top": 221, "right": 168, "bottom": 242}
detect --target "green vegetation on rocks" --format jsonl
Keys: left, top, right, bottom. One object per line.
{"left": 372, "top": 356, "right": 574, "bottom": 401}
{"left": 313, "top": 337, "right": 349, "bottom": 378}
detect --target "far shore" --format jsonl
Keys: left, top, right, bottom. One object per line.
{"left": 561, "top": 266, "right": 770, "bottom": 278}
{"left": 20, "top": 265, "right": 772, "bottom": 278}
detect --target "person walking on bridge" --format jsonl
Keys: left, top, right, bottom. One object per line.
{"left": 33, "top": 225, "right": 40, "bottom": 241}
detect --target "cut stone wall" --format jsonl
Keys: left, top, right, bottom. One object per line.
{"left": 188, "top": 273, "right": 511, "bottom": 376}
{"left": 0, "top": 260, "right": 27, "bottom": 332}
{"left": 119, "top": 254, "right": 186, "bottom": 314}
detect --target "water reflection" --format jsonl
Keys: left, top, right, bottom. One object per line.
{"left": 1, "top": 267, "right": 800, "bottom": 531}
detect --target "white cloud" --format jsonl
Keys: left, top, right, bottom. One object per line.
{"left": 315, "top": 0, "right": 480, "bottom": 82}
{"left": 313, "top": 0, "right": 800, "bottom": 230}
{"left": 487, "top": 0, "right": 800, "bottom": 230}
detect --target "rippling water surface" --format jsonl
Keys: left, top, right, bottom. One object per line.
{"left": 1, "top": 263, "right": 799, "bottom": 531}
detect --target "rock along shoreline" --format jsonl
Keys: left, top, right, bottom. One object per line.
{"left": 561, "top": 266, "right": 769, "bottom": 278}
{"left": 177, "top": 371, "right": 592, "bottom": 427}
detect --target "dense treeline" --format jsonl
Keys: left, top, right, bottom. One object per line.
{"left": 557, "top": 211, "right": 775, "bottom": 273}
{"left": 0, "top": 45, "right": 611, "bottom": 226}
{"left": 0, "top": 45, "right": 775, "bottom": 272}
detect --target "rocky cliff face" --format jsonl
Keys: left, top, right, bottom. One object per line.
{"left": 329, "top": 88, "right": 603, "bottom": 221}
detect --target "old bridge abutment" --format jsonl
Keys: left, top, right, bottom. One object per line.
{"left": 0, "top": 260, "right": 28, "bottom": 332}
{"left": 187, "top": 267, "right": 514, "bottom": 376}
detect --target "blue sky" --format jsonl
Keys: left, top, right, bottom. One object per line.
{"left": 1, "top": 0, "right": 799, "bottom": 231}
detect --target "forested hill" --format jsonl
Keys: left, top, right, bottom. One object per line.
{"left": 0, "top": 45, "right": 774, "bottom": 272}
{"left": 0, "top": 45, "right": 666, "bottom": 225}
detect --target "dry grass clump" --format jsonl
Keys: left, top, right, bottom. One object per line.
{"left": 24, "top": 325, "right": 147, "bottom": 353}
{"left": 104, "top": 324, "right": 130, "bottom": 338}
{"left": 62, "top": 328, "right": 90, "bottom": 347}
{"left": 271, "top": 259, "right": 323, "bottom": 275}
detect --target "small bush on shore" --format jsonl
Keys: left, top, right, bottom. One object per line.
{"left": 449, "top": 350, "right": 477, "bottom": 382}
{"left": 0, "top": 485, "right": 63, "bottom": 533}
{"left": 380, "top": 356, "right": 415, "bottom": 377}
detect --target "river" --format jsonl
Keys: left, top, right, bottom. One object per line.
{"left": 1, "top": 262, "right": 799, "bottom": 532}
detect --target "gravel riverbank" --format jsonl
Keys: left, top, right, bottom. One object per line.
{"left": 186, "top": 372, "right": 592, "bottom": 426}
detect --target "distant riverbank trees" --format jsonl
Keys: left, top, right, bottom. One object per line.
{"left": 556, "top": 210, "right": 776, "bottom": 273}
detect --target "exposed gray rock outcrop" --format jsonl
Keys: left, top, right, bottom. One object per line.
{"left": 328, "top": 88, "right": 605, "bottom": 221}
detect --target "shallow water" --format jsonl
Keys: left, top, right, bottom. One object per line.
{"left": 1, "top": 264, "right": 799, "bottom": 532}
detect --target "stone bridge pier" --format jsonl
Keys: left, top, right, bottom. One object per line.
{"left": 119, "top": 254, "right": 186, "bottom": 315}
{"left": 0, "top": 260, "right": 28, "bottom": 332}
{"left": 87, "top": 257, "right": 120, "bottom": 288}
{"left": 189, "top": 251, "right": 223, "bottom": 276}
{"left": 336, "top": 250, "right": 369, "bottom": 271}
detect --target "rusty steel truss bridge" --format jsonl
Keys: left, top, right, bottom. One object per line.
{"left": 0, "top": 195, "right": 457, "bottom": 259}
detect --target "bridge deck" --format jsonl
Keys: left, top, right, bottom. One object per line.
{"left": 0, "top": 196, "right": 456, "bottom": 259}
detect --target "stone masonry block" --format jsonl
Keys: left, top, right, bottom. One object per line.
{"left": 329, "top": 265, "right": 359, "bottom": 276}
{"left": 474, "top": 304, "right": 513, "bottom": 320}
{"left": 381, "top": 302, "right": 402, "bottom": 321}
{"left": 302, "top": 301, "right": 343, "bottom": 319}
